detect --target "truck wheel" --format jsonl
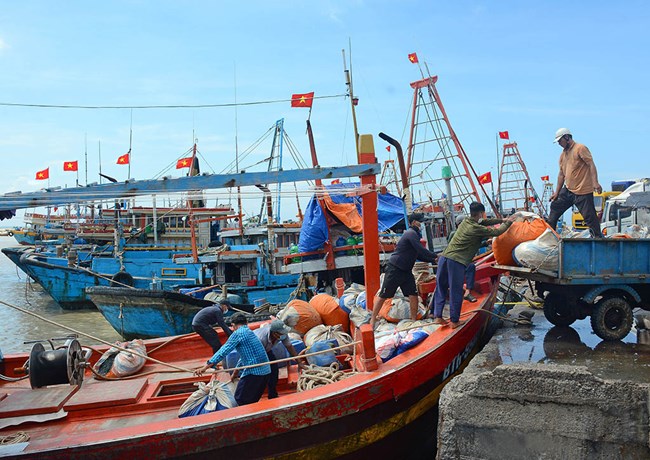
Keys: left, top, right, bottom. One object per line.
{"left": 590, "top": 297, "right": 633, "bottom": 341}
{"left": 543, "top": 293, "right": 577, "bottom": 326}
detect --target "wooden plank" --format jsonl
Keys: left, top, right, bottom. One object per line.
{"left": 64, "top": 378, "right": 148, "bottom": 411}
{"left": 0, "top": 386, "right": 78, "bottom": 417}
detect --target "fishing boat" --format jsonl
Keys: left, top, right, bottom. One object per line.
{"left": 0, "top": 251, "right": 500, "bottom": 459}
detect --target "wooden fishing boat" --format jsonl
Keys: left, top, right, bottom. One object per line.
{"left": 0, "top": 256, "right": 500, "bottom": 459}
{"left": 85, "top": 285, "right": 286, "bottom": 339}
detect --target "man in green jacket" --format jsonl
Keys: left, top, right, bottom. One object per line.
{"left": 430, "top": 202, "right": 514, "bottom": 328}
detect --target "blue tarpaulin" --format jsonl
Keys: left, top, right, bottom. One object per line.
{"left": 298, "top": 183, "right": 405, "bottom": 252}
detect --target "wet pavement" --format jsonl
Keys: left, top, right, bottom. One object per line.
{"left": 481, "top": 304, "right": 650, "bottom": 384}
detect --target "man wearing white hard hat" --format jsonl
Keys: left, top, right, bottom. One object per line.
{"left": 547, "top": 128, "right": 603, "bottom": 237}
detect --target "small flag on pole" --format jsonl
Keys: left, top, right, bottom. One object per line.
{"left": 116, "top": 152, "right": 130, "bottom": 165}
{"left": 35, "top": 167, "right": 49, "bottom": 180}
{"left": 529, "top": 196, "right": 536, "bottom": 202}
{"left": 63, "top": 161, "right": 78, "bottom": 172}
{"left": 408, "top": 52, "right": 418, "bottom": 64}
{"left": 498, "top": 131, "right": 509, "bottom": 140}
{"left": 478, "top": 172, "right": 492, "bottom": 184}
{"left": 291, "top": 92, "right": 314, "bottom": 108}
{"left": 176, "top": 157, "right": 193, "bottom": 169}
{"left": 386, "top": 145, "right": 391, "bottom": 152}
{"left": 541, "top": 175, "right": 550, "bottom": 181}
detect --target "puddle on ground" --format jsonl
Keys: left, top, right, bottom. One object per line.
{"left": 483, "top": 306, "right": 650, "bottom": 383}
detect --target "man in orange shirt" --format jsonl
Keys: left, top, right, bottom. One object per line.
{"left": 547, "top": 128, "right": 603, "bottom": 237}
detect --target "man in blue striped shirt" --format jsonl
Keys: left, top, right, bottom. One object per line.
{"left": 194, "top": 313, "right": 271, "bottom": 406}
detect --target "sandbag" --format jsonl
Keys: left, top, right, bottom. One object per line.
{"left": 93, "top": 339, "right": 147, "bottom": 379}
{"left": 178, "top": 373, "right": 237, "bottom": 418}
{"left": 277, "top": 299, "right": 322, "bottom": 335}
{"left": 349, "top": 305, "right": 371, "bottom": 328}
{"left": 303, "top": 324, "right": 354, "bottom": 354}
{"left": 512, "top": 228, "right": 560, "bottom": 272}
{"left": 375, "top": 332, "right": 400, "bottom": 363}
{"left": 309, "top": 294, "right": 350, "bottom": 333}
{"left": 493, "top": 217, "right": 550, "bottom": 265}
{"left": 395, "top": 329, "right": 429, "bottom": 356}
{"left": 378, "top": 297, "right": 427, "bottom": 323}
{"left": 339, "top": 294, "right": 357, "bottom": 313}
{"left": 305, "top": 341, "right": 337, "bottom": 367}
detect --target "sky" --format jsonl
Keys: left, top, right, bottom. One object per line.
{"left": 1, "top": 0, "right": 649, "bottom": 226}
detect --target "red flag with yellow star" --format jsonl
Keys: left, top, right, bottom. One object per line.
{"left": 478, "top": 172, "right": 492, "bottom": 184}
{"left": 35, "top": 167, "right": 49, "bottom": 180}
{"left": 408, "top": 52, "right": 418, "bottom": 64}
{"left": 116, "top": 152, "right": 130, "bottom": 165}
{"left": 63, "top": 160, "right": 78, "bottom": 172}
{"left": 291, "top": 92, "right": 314, "bottom": 108}
{"left": 176, "top": 157, "right": 193, "bottom": 169}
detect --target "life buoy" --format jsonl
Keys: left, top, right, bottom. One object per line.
{"left": 110, "top": 271, "right": 134, "bottom": 287}
{"left": 8, "top": 231, "right": 13, "bottom": 237}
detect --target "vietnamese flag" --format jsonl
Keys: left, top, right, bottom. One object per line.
{"left": 116, "top": 152, "right": 130, "bottom": 165}
{"left": 291, "top": 92, "right": 314, "bottom": 108}
{"left": 35, "top": 167, "right": 49, "bottom": 180}
{"left": 529, "top": 196, "right": 536, "bottom": 202}
{"left": 176, "top": 157, "right": 193, "bottom": 169}
{"left": 478, "top": 172, "right": 492, "bottom": 184}
{"left": 408, "top": 52, "right": 419, "bottom": 64}
{"left": 541, "top": 175, "right": 550, "bottom": 181}
{"left": 63, "top": 160, "right": 78, "bottom": 172}
{"left": 386, "top": 145, "right": 391, "bottom": 152}
{"left": 498, "top": 131, "right": 509, "bottom": 140}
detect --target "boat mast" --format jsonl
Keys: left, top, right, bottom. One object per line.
{"left": 342, "top": 46, "right": 360, "bottom": 161}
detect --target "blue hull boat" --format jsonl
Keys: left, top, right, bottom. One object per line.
{"left": 15, "top": 248, "right": 204, "bottom": 309}
{"left": 86, "top": 286, "right": 284, "bottom": 339}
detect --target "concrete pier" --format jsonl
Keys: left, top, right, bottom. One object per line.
{"left": 437, "top": 307, "right": 650, "bottom": 459}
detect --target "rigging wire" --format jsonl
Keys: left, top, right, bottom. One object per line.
{"left": 0, "top": 94, "right": 347, "bottom": 110}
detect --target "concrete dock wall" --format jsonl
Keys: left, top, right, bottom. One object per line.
{"left": 438, "top": 345, "right": 650, "bottom": 459}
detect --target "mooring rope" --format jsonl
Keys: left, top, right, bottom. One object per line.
{"left": 0, "top": 298, "right": 362, "bottom": 380}
{"left": 0, "top": 299, "right": 193, "bottom": 373}
{"left": 297, "top": 362, "right": 357, "bottom": 392}
{"left": 0, "top": 432, "right": 29, "bottom": 445}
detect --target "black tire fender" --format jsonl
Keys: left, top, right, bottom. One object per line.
{"left": 110, "top": 271, "right": 134, "bottom": 287}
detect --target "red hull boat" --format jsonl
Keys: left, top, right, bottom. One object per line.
{"left": 0, "top": 260, "right": 499, "bottom": 459}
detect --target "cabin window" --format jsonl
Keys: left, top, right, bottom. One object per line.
{"left": 609, "top": 204, "right": 632, "bottom": 221}
{"left": 161, "top": 268, "right": 187, "bottom": 277}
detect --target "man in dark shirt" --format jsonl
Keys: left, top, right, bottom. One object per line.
{"left": 192, "top": 299, "right": 233, "bottom": 353}
{"left": 370, "top": 212, "right": 438, "bottom": 327}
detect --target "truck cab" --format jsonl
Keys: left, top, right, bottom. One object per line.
{"left": 601, "top": 179, "right": 650, "bottom": 236}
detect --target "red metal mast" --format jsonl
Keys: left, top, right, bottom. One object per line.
{"left": 405, "top": 76, "right": 498, "bottom": 216}
{"left": 497, "top": 142, "right": 547, "bottom": 218}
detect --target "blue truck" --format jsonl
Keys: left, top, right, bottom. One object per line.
{"left": 497, "top": 238, "right": 650, "bottom": 341}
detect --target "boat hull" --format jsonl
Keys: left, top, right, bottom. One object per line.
{"left": 87, "top": 287, "right": 214, "bottom": 339}
{"left": 0, "top": 279, "right": 497, "bottom": 459}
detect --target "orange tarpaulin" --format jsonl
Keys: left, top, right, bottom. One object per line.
{"left": 322, "top": 194, "right": 363, "bottom": 233}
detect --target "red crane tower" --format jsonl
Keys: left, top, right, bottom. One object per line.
{"left": 496, "top": 141, "right": 547, "bottom": 218}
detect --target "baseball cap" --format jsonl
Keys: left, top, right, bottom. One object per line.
{"left": 269, "top": 320, "right": 290, "bottom": 335}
